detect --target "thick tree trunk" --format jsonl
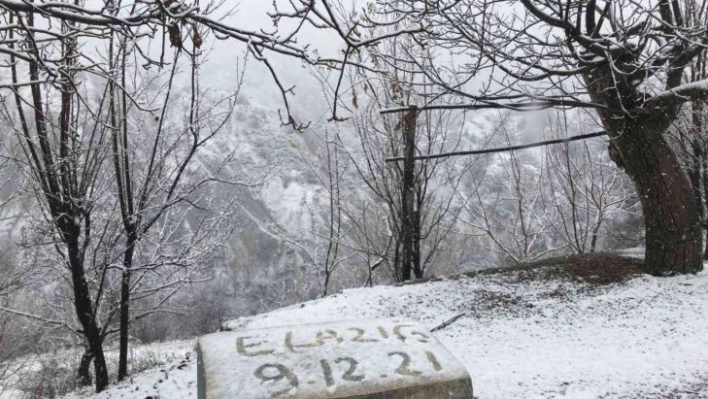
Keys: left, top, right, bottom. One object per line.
{"left": 118, "top": 238, "right": 136, "bottom": 381}
{"left": 687, "top": 145, "right": 704, "bottom": 257}
{"left": 117, "top": 269, "right": 131, "bottom": 381}
{"left": 72, "top": 279, "right": 109, "bottom": 391}
{"left": 610, "top": 120, "right": 703, "bottom": 275}
{"left": 687, "top": 157, "right": 703, "bottom": 224}
{"left": 703, "top": 153, "right": 708, "bottom": 259}
{"left": 586, "top": 63, "right": 703, "bottom": 275}
{"left": 67, "top": 240, "right": 109, "bottom": 392}
{"left": 77, "top": 348, "right": 93, "bottom": 387}
{"left": 688, "top": 106, "right": 707, "bottom": 259}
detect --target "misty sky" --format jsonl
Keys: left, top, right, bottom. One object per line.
{"left": 199, "top": 2, "right": 348, "bottom": 121}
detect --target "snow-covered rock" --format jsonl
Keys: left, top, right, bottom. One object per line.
{"left": 198, "top": 319, "right": 472, "bottom": 398}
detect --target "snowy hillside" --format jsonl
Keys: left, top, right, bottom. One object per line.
{"left": 62, "top": 257, "right": 708, "bottom": 399}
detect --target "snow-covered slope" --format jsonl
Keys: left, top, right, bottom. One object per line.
{"left": 63, "top": 264, "right": 708, "bottom": 399}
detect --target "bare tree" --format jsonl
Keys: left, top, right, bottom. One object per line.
{"left": 457, "top": 114, "right": 558, "bottom": 264}
{"left": 0, "top": 25, "right": 239, "bottom": 392}
{"left": 274, "top": 0, "right": 708, "bottom": 275}
{"left": 457, "top": 110, "right": 638, "bottom": 264}
{"left": 0, "top": 0, "right": 366, "bottom": 391}
{"left": 542, "top": 112, "right": 637, "bottom": 254}
{"left": 105, "top": 24, "right": 244, "bottom": 381}
{"left": 0, "top": 0, "right": 360, "bottom": 130}
{"left": 273, "top": 126, "right": 350, "bottom": 297}
{"left": 666, "top": 0, "right": 708, "bottom": 259}
{"left": 0, "top": 250, "right": 25, "bottom": 390}
{"left": 344, "top": 71, "right": 464, "bottom": 281}
{"left": 1, "top": 8, "right": 113, "bottom": 387}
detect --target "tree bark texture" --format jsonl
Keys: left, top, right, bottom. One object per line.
{"left": 587, "top": 68, "right": 703, "bottom": 275}
{"left": 703, "top": 153, "right": 708, "bottom": 259}
{"left": 68, "top": 238, "right": 109, "bottom": 391}
{"left": 613, "top": 121, "right": 702, "bottom": 274}
{"left": 77, "top": 347, "right": 93, "bottom": 387}
{"left": 118, "top": 240, "right": 135, "bottom": 381}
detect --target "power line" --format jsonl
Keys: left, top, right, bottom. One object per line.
{"left": 385, "top": 130, "right": 608, "bottom": 163}
{"left": 379, "top": 101, "right": 608, "bottom": 115}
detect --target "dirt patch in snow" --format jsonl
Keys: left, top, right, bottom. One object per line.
{"left": 399, "top": 253, "right": 646, "bottom": 316}
{"left": 448, "top": 252, "right": 644, "bottom": 287}
{"left": 523, "top": 253, "right": 644, "bottom": 285}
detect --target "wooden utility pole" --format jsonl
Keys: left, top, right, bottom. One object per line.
{"left": 400, "top": 106, "right": 418, "bottom": 280}
{"left": 385, "top": 105, "right": 608, "bottom": 281}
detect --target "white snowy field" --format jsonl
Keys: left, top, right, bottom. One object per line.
{"left": 0, "top": 340, "right": 194, "bottom": 399}
{"left": 59, "top": 262, "right": 708, "bottom": 399}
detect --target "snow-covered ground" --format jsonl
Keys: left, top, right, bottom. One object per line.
{"left": 62, "top": 354, "right": 197, "bottom": 399}
{"left": 1, "top": 340, "right": 195, "bottom": 399}
{"left": 60, "top": 265, "right": 708, "bottom": 398}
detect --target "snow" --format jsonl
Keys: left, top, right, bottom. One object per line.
{"left": 652, "top": 78, "right": 708, "bottom": 103}
{"left": 260, "top": 176, "right": 320, "bottom": 232}
{"left": 65, "top": 355, "right": 197, "bottom": 399}
{"left": 0, "top": 388, "right": 25, "bottom": 399}
{"left": 626, "top": 37, "right": 640, "bottom": 49}
{"left": 60, "top": 341, "right": 197, "bottom": 399}
{"left": 59, "top": 265, "right": 708, "bottom": 398}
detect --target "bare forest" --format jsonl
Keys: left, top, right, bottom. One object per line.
{"left": 1, "top": 0, "right": 707, "bottom": 396}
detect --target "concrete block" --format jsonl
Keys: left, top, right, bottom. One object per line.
{"left": 197, "top": 319, "right": 473, "bottom": 398}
